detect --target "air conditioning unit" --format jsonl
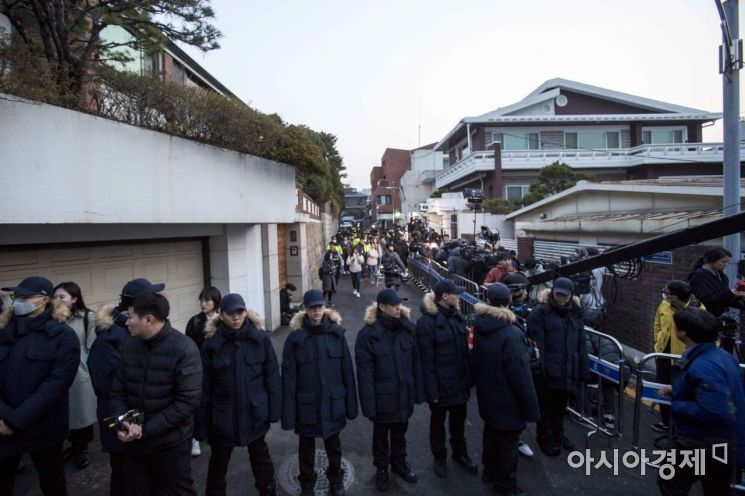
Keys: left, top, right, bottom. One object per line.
{"left": 418, "top": 203, "right": 429, "bottom": 212}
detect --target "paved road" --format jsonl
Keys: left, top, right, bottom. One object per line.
{"left": 13, "top": 274, "right": 702, "bottom": 495}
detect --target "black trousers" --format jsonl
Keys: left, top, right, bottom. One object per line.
{"left": 655, "top": 357, "right": 681, "bottom": 426}
{"left": 68, "top": 425, "right": 95, "bottom": 451}
{"left": 482, "top": 424, "right": 522, "bottom": 493}
{"left": 298, "top": 433, "right": 343, "bottom": 488}
{"left": 122, "top": 439, "right": 196, "bottom": 496}
{"left": 109, "top": 452, "right": 125, "bottom": 496}
{"left": 428, "top": 402, "right": 467, "bottom": 461}
{"left": 657, "top": 441, "right": 733, "bottom": 496}
{"left": 205, "top": 435, "right": 275, "bottom": 496}
{"left": 0, "top": 442, "right": 67, "bottom": 496}
{"left": 372, "top": 422, "right": 408, "bottom": 469}
{"left": 537, "top": 388, "right": 569, "bottom": 448}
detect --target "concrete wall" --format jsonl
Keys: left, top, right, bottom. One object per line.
{"left": 0, "top": 94, "right": 296, "bottom": 225}
{"left": 455, "top": 212, "right": 515, "bottom": 241}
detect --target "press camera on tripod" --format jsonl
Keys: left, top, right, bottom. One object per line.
{"left": 718, "top": 314, "right": 741, "bottom": 360}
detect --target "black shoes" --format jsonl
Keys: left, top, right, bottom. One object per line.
{"left": 259, "top": 482, "right": 278, "bottom": 496}
{"left": 433, "top": 459, "right": 448, "bottom": 478}
{"left": 495, "top": 486, "right": 528, "bottom": 496}
{"left": 453, "top": 454, "right": 478, "bottom": 474}
{"left": 376, "top": 467, "right": 389, "bottom": 492}
{"left": 561, "top": 436, "right": 576, "bottom": 452}
{"left": 327, "top": 483, "right": 345, "bottom": 496}
{"left": 391, "top": 463, "right": 417, "bottom": 483}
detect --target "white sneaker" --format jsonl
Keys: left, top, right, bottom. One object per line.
{"left": 191, "top": 439, "right": 201, "bottom": 457}
{"left": 355, "top": 291, "right": 360, "bottom": 298}
{"left": 517, "top": 440, "right": 534, "bottom": 458}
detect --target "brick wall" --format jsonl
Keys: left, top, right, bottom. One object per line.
{"left": 517, "top": 236, "right": 535, "bottom": 263}
{"left": 598, "top": 244, "right": 711, "bottom": 353}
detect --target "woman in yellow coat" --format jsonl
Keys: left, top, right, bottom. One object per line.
{"left": 652, "top": 280, "right": 704, "bottom": 432}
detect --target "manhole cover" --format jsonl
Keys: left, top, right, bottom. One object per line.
{"left": 278, "top": 448, "right": 355, "bottom": 496}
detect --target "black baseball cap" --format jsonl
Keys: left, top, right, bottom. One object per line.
{"left": 433, "top": 280, "right": 465, "bottom": 298}
{"left": 486, "top": 283, "right": 511, "bottom": 306}
{"left": 303, "top": 289, "right": 326, "bottom": 308}
{"left": 2, "top": 276, "right": 53, "bottom": 297}
{"left": 121, "top": 278, "right": 165, "bottom": 298}
{"left": 552, "top": 277, "right": 574, "bottom": 297}
{"left": 377, "top": 288, "right": 407, "bottom": 305}
{"left": 220, "top": 293, "right": 246, "bottom": 314}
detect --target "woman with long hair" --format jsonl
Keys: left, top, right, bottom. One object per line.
{"left": 53, "top": 281, "right": 97, "bottom": 470}
{"left": 688, "top": 247, "right": 745, "bottom": 317}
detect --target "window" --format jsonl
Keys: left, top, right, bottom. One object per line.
{"left": 505, "top": 185, "right": 531, "bottom": 209}
{"left": 565, "top": 131, "right": 621, "bottom": 149}
{"left": 503, "top": 132, "right": 539, "bottom": 150}
{"left": 377, "top": 195, "right": 392, "bottom": 205}
{"left": 642, "top": 129, "right": 685, "bottom": 144}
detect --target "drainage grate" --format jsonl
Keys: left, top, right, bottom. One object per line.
{"left": 277, "top": 448, "right": 355, "bottom": 495}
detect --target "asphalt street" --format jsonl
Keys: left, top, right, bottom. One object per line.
{"left": 12, "top": 274, "right": 702, "bottom": 496}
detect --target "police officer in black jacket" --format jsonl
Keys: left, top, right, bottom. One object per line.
{"left": 109, "top": 292, "right": 202, "bottom": 496}
{"left": 282, "top": 290, "right": 358, "bottom": 496}
{"left": 356, "top": 288, "right": 424, "bottom": 492}
{"left": 88, "top": 278, "right": 163, "bottom": 496}
{"left": 472, "top": 283, "right": 540, "bottom": 496}
{"left": 0, "top": 277, "right": 80, "bottom": 496}
{"left": 527, "top": 278, "right": 588, "bottom": 457}
{"left": 416, "top": 280, "right": 477, "bottom": 478}
{"left": 196, "top": 294, "right": 281, "bottom": 496}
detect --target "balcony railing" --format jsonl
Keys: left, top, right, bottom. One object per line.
{"left": 435, "top": 142, "right": 740, "bottom": 189}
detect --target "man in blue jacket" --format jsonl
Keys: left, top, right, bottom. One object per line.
{"left": 282, "top": 290, "right": 358, "bottom": 496}
{"left": 416, "top": 280, "right": 477, "bottom": 478}
{"left": 356, "top": 288, "right": 424, "bottom": 491}
{"left": 0, "top": 276, "right": 80, "bottom": 496}
{"left": 472, "top": 283, "right": 540, "bottom": 496}
{"left": 196, "top": 293, "right": 281, "bottom": 496}
{"left": 658, "top": 307, "right": 745, "bottom": 496}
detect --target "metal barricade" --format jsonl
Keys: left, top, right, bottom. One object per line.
{"left": 565, "top": 326, "right": 627, "bottom": 448}
{"left": 631, "top": 352, "right": 680, "bottom": 468}
{"left": 451, "top": 274, "right": 481, "bottom": 319}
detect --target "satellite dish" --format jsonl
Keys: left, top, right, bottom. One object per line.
{"left": 555, "top": 94, "right": 568, "bottom": 107}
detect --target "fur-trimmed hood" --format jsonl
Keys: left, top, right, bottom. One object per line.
{"left": 421, "top": 292, "right": 438, "bottom": 316}
{"left": 204, "top": 310, "right": 264, "bottom": 339}
{"left": 0, "top": 293, "right": 11, "bottom": 329}
{"left": 473, "top": 302, "right": 517, "bottom": 323}
{"left": 363, "top": 302, "right": 412, "bottom": 325}
{"left": 0, "top": 294, "right": 70, "bottom": 330}
{"left": 95, "top": 304, "right": 118, "bottom": 332}
{"left": 536, "top": 288, "right": 582, "bottom": 308}
{"left": 289, "top": 308, "right": 342, "bottom": 331}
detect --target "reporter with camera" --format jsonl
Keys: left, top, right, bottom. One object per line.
{"left": 109, "top": 292, "right": 202, "bottom": 496}
{"left": 657, "top": 307, "right": 745, "bottom": 496}
{"left": 688, "top": 247, "right": 745, "bottom": 318}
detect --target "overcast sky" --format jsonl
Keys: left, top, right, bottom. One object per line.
{"left": 181, "top": 0, "right": 741, "bottom": 189}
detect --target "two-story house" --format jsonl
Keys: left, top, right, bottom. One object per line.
{"left": 434, "top": 78, "right": 732, "bottom": 209}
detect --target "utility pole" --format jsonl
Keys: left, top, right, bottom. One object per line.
{"left": 717, "top": 0, "right": 742, "bottom": 281}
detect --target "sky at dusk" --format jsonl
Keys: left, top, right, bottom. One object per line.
{"left": 179, "top": 0, "right": 742, "bottom": 188}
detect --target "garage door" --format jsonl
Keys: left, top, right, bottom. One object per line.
{"left": 0, "top": 239, "right": 204, "bottom": 331}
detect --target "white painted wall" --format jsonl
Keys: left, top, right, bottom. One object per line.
{"left": 456, "top": 211, "right": 514, "bottom": 240}
{"left": 0, "top": 94, "right": 296, "bottom": 224}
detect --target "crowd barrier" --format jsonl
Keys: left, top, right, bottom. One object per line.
{"left": 566, "top": 327, "right": 626, "bottom": 448}
{"left": 407, "top": 254, "right": 481, "bottom": 322}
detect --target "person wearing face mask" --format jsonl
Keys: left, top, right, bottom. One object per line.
{"left": 184, "top": 286, "right": 222, "bottom": 457}
{"left": 195, "top": 294, "right": 280, "bottom": 496}
{"left": 356, "top": 289, "right": 423, "bottom": 492}
{"left": 0, "top": 276, "right": 80, "bottom": 496}
{"left": 87, "top": 278, "right": 165, "bottom": 496}
{"left": 651, "top": 280, "right": 703, "bottom": 434}
{"left": 527, "top": 277, "right": 588, "bottom": 457}
{"left": 416, "top": 280, "right": 478, "bottom": 479}
{"left": 281, "top": 290, "right": 358, "bottom": 496}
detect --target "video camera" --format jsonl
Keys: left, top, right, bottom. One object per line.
{"left": 480, "top": 225, "right": 500, "bottom": 244}
{"left": 104, "top": 409, "right": 144, "bottom": 432}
